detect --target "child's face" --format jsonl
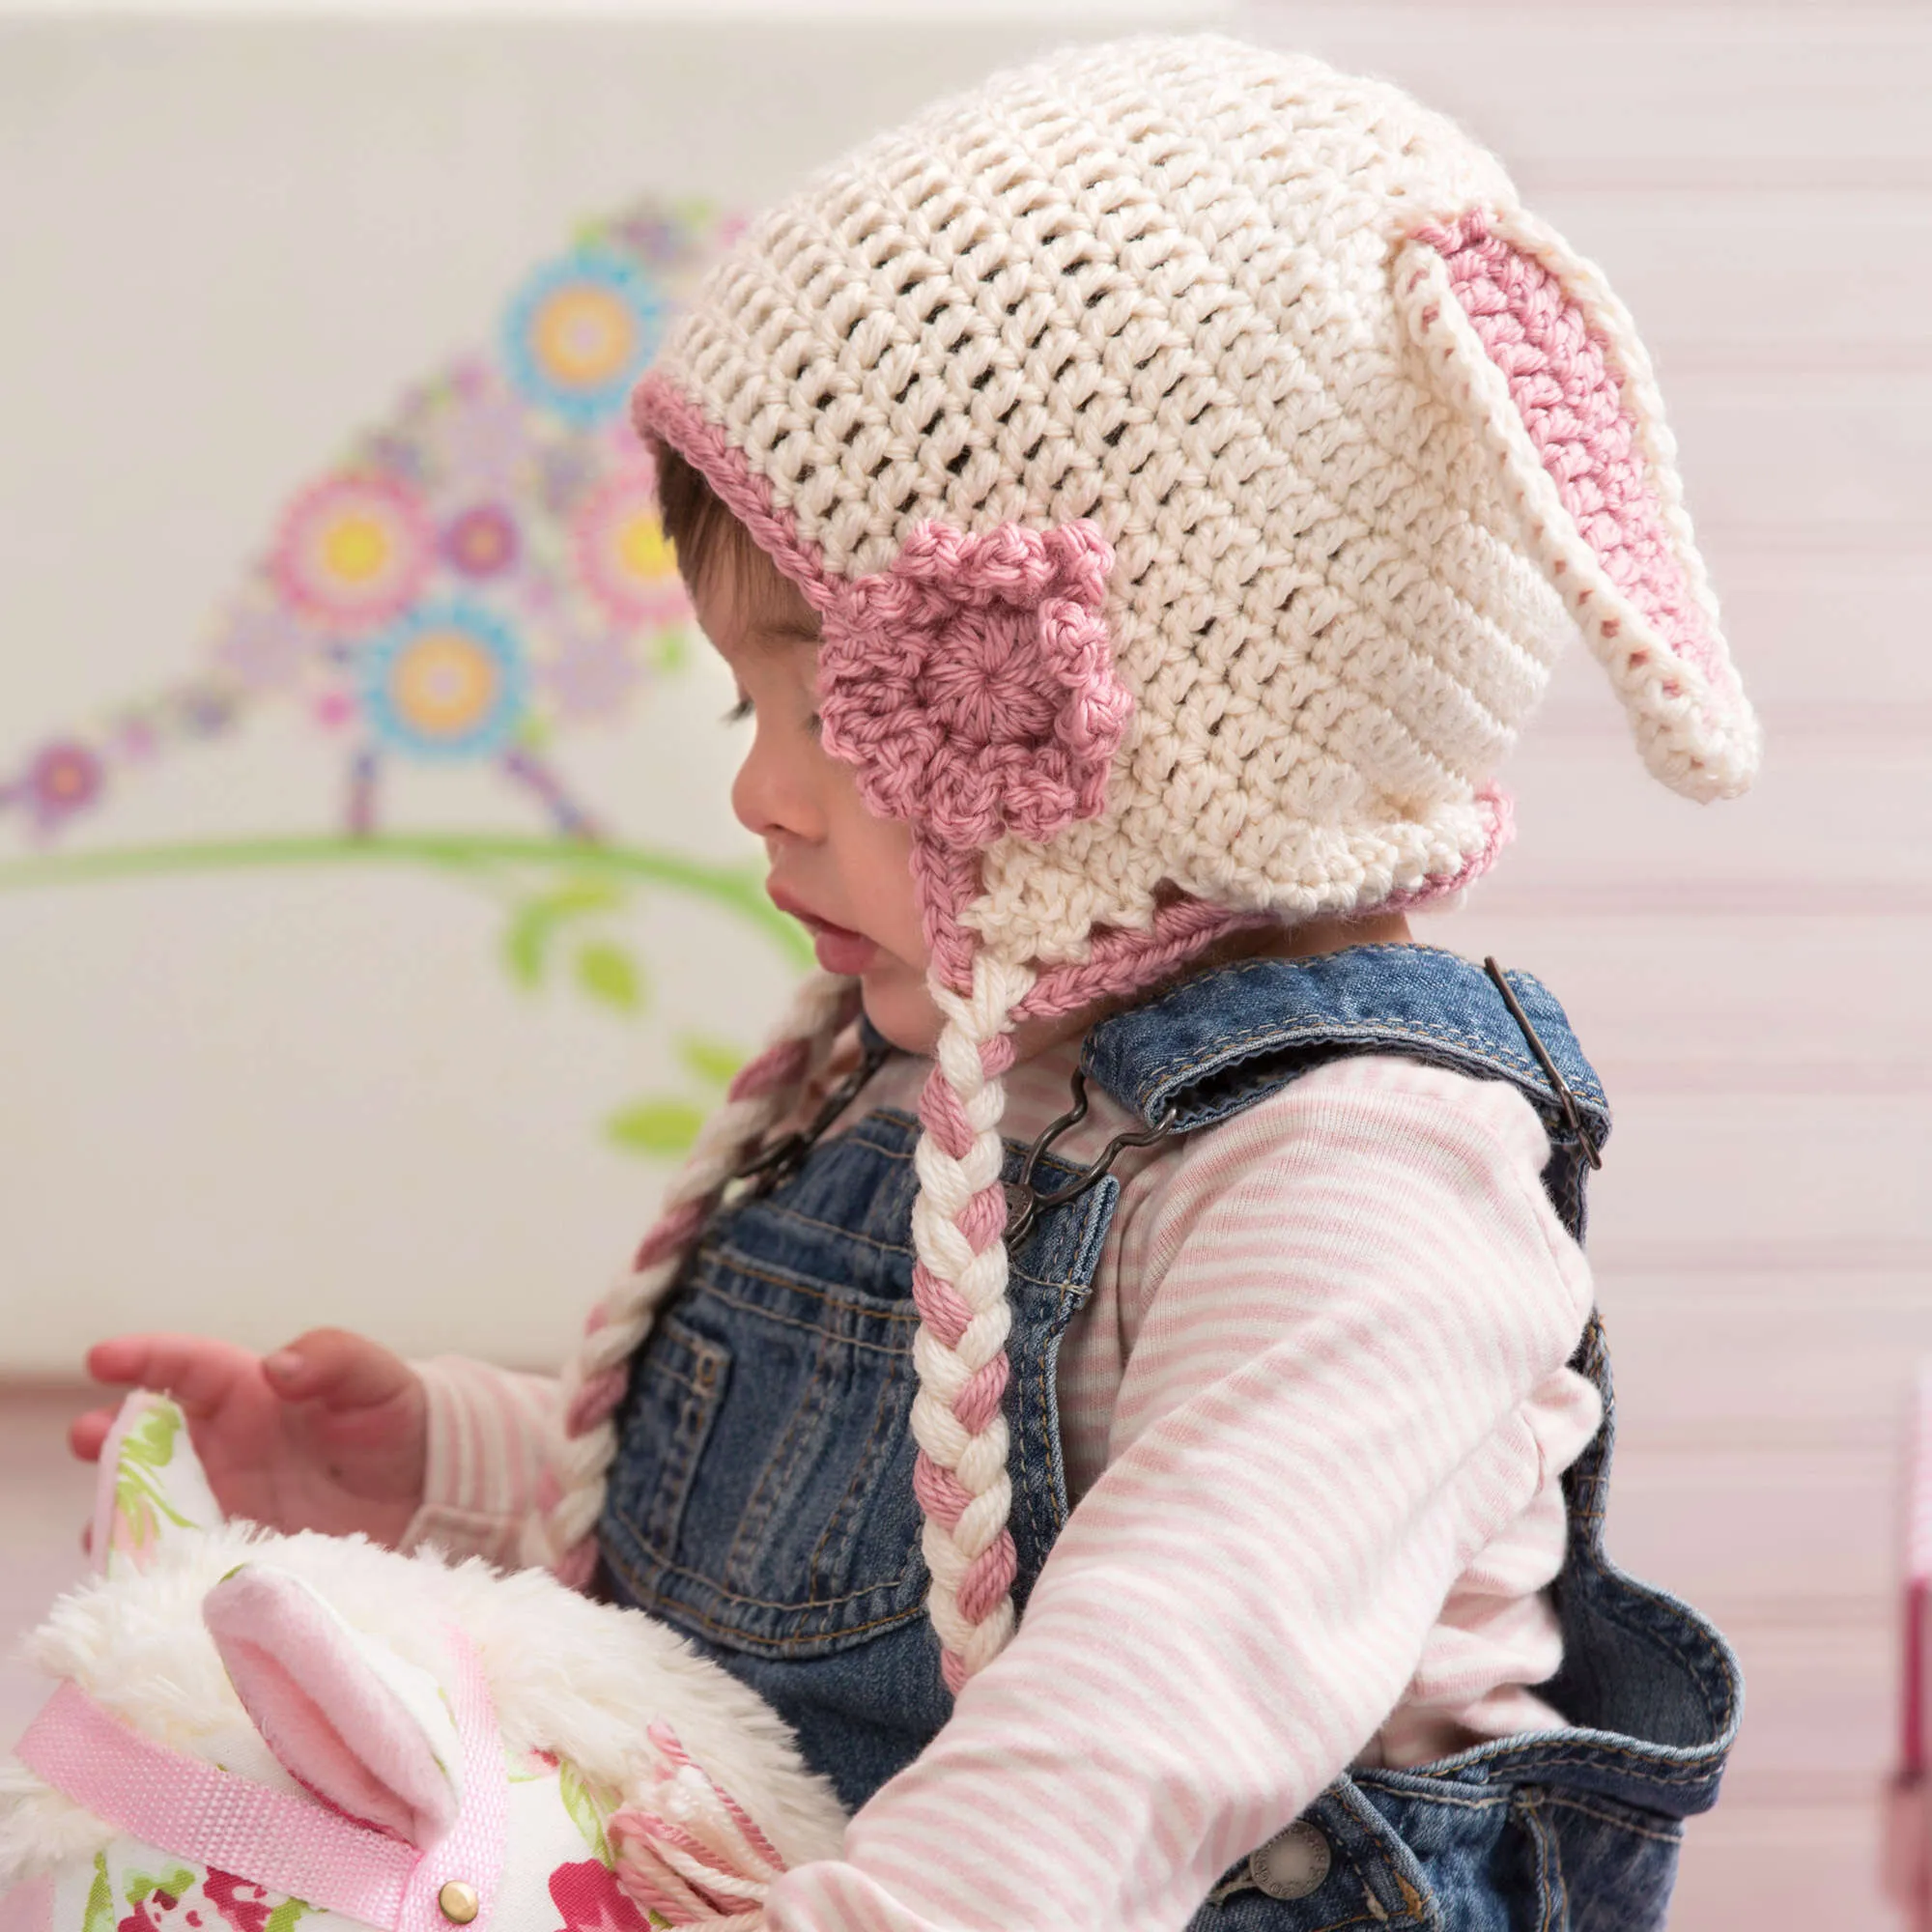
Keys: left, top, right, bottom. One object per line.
{"left": 691, "top": 554, "right": 943, "bottom": 1054}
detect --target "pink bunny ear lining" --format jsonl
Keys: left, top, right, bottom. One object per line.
{"left": 1403, "top": 212, "right": 1759, "bottom": 801}
{"left": 1416, "top": 213, "right": 1724, "bottom": 683}
{"left": 203, "top": 1569, "right": 459, "bottom": 1848}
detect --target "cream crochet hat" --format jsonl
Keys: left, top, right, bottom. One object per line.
{"left": 537, "top": 34, "right": 1759, "bottom": 1689}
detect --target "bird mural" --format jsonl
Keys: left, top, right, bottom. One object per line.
{"left": 0, "top": 196, "right": 810, "bottom": 1158}
{"left": 3, "top": 199, "right": 727, "bottom": 845}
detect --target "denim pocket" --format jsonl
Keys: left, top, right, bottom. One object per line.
{"left": 599, "top": 1207, "right": 929, "bottom": 1659}
{"left": 603, "top": 1310, "right": 730, "bottom": 1569}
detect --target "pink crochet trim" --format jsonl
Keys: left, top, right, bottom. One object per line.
{"left": 634, "top": 377, "right": 1132, "bottom": 991}
{"left": 1378, "top": 781, "right": 1515, "bottom": 915}
{"left": 1417, "top": 213, "right": 1722, "bottom": 687}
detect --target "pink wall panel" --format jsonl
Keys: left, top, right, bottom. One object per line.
{"left": 1247, "top": 1, "right": 1930, "bottom": 1922}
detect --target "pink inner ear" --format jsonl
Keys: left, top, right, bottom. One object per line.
{"left": 0, "top": 1874, "right": 54, "bottom": 1932}
{"left": 204, "top": 1571, "right": 457, "bottom": 1848}
{"left": 1425, "top": 213, "right": 1722, "bottom": 688}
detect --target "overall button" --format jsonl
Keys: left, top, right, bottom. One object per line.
{"left": 1249, "top": 1822, "right": 1331, "bottom": 1901}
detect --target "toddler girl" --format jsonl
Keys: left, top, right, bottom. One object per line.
{"left": 77, "top": 36, "right": 1755, "bottom": 1929}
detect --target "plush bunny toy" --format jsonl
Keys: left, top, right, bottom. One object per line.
{"left": 0, "top": 1393, "right": 845, "bottom": 1932}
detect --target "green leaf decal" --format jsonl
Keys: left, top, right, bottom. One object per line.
{"left": 83, "top": 1856, "right": 114, "bottom": 1932}
{"left": 675, "top": 1034, "right": 744, "bottom": 1090}
{"left": 115, "top": 1406, "right": 196, "bottom": 1551}
{"left": 264, "top": 1898, "right": 313, "bottom": 1932}
{"left": 605, "top": 1097, "right": 706, "bottom": 1156}
{"left": 502, "top": 877, "right": 625, "bottom": 990}
{"left": 558, "top": 1760, "right": 619, "bottom": 1868}
{"left": 126, "top": 1869, "right": 196, "bottom": 1909}
{"left": 575, "top": 941, "right": 644, "bottom": 1013}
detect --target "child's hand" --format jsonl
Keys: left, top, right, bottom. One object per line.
{"left": 71, "top": 1329, "right": 428, "bottom": 1547}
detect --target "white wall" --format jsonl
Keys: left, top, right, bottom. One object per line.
{"left": 0, "top": 8, "right": 1224, "bottom": 1372}
{"left": 1232, "top": 6, "right": 1931, "bottom": 1925}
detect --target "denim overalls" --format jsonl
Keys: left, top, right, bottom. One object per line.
{"left": 599, "top": 945, "right": 1743, "bottom": 1929}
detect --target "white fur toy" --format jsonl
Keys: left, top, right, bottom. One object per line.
{"left": 0, "top": 1393, "right": 844, "bottom": 1932}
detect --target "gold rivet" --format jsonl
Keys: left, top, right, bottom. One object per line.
{"left": 439, "top": 1882, "right": 479, "bottom": 1924}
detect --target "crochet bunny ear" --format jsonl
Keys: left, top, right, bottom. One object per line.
{"left": 1394, "top": 210, "right": 1761, "bottom": 802}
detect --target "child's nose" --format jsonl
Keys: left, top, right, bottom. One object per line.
{"left": 731, "top": 730, "right": 819, "bottom": 845}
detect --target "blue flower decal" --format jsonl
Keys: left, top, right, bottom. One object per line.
{"left": 502, "top": 251, "right": 664, "bottom": 425}
{"left": 359, "top": 602, "right": 531, "bottom": 760}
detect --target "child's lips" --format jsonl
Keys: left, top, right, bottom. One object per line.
{"left": 768, "top": 887, "right": 880, "bottom": 975}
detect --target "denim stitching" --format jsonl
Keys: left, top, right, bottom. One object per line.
{"left": 1100, "top": 951, "right": 1608, "bottom": 1116}
{"left": 1541, "top": 1792, "right": 1683, "bottom": 1846}
{"left": 691, "top": 1276, "right": 913, "bottom": 1355}
{"left": 722, "top": 1320, "right": 835, "bottom": 1592}
{"left": 808, "top": 1345, "right": 911, "bottom": 1594}
{"left": 599, "top": 1548, "right": 925, "bottom": 1648}
{"left": 1510, "top": 1791, "right": 1562, "bottom": 1932}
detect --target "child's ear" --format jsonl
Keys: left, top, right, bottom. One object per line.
{"left": 202, "top": 1566, "right": 463, "bottom": 1847}
{"left": 91, "top": 1392, "right": 223, "bottom": 1578}
{"left": 1393, "top": 208, "right": 1760, "bottom": 805}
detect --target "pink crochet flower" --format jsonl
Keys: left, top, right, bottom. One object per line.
{"left": 817, "top": 520, "right": 1129, "bottom": 850}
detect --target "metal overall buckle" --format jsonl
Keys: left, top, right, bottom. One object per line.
{"left": 1483, "top": 956, "right": 1603, "bottom": 1170}
{"left": 729, "top": 1029, "right": 896, "bottom": 1198}
{"left": 1004, "top": 1066, "right": 1181, "bottom": 1251}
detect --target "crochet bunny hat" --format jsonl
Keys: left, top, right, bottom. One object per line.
{"left": 534, "top": 35, "right": 1759, "bottom": 1690}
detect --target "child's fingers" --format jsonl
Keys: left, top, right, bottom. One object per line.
{"left": 69, "top": 1406, "right": 116, "bottom": 1462}
{"left": 83, "top": 1333, "right": 256, "bottom": 1414}
{"left": 265, "top": 1327, "right": 412, "bottom": 1413}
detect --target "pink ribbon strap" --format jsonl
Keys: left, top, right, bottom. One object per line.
{"left": 15, "top": 1634, "right": 505, "bottom": 1932}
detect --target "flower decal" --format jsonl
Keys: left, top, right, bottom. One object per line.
{"left": 818, "top": 520, "right": 1129, "bottom": 848}
{"left": 575, "top": 468, "right": 684, "bottom": 624}
{"left": 543, "top": 628, "right": 645, "bottom": 723}
{"left": 213, "top": 604, "right": 316, "bottom": 694}
{"left": 272, "top": 473, "right": 434, "bottom": 632}
{"left": 504, "top": 252, "right": 663, "bottom": 426}
{"left": 14, "top": 738, "right": 107, "bottom": 830}
{"left": 442, "top": 503, "right": 520, "bottom": 579}
{"left": 359, "top": 602, "right": 531, "bottom": 760}
{"left": 547, "top": 1861, "right": 652, "bottom": 1932}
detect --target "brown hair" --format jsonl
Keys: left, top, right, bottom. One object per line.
{"left": 648, "top": 437, "right": 772, "bottom": 602}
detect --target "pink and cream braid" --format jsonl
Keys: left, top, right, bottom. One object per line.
{"left": 906, "top": 950, "right": 1037, "bottom": 1691}
{"left": 526, "top": 970, "right": 859, "bottom": 1581}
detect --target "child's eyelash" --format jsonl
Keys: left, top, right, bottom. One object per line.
{"left": 723, "top": 696, "right": 753, "bottom": 724}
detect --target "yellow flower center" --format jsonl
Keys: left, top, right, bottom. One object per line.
{"left": 320, "top": 511, "right": 394, "bottom": 585}
{"left": 392, "top": 631, "right": 499, "bottom": 736}
{"left": 533, "top": 286, "right": 635, "bottom": 386}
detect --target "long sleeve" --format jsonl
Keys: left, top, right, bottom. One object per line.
{"left": 400, "top": 1355, "right": 563, "bottom": 1567}
{"left": 764, "top": 1059, "right": 1601, "bottom": 1931}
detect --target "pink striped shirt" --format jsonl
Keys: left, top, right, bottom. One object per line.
{"left": 410, "top": 1046, "right": 1600, "bottom": 1930}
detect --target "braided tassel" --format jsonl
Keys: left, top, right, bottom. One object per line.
{"left": 528, "top": 971, "right": 859, "bottom": 1579}
{"left": 610, "top": 1725, "right": 788, "bottom": 1928}
{"left": 907, "top": 950, "right": 1035, "bottom": 1691}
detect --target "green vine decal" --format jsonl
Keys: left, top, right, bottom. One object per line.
{"left": 0, "top": 835, "right": 808, "bottom": 1161}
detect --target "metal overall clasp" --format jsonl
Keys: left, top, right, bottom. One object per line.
{"left": 1003, "top": 1066, "right": 1181, "bottom": 1251}
{"left": 1483, "top": 956, "right": 1604, "bottom": 1170}
{"left": 729, "top": 1029, "right": 896, "bottom": 1198}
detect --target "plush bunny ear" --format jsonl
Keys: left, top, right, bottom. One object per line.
{"left": 203, "top": 1566, "right": 463, "bottom": 1847}
{"left": 1394, "top": 208, "right": 1761, "bottom": 803}
{"left": 92, "top": 1392, "right": 224, "bottom": 1578}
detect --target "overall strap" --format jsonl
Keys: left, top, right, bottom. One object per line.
{"left": 1078, "top": 944, "right": 1610, "bottom": 1240}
